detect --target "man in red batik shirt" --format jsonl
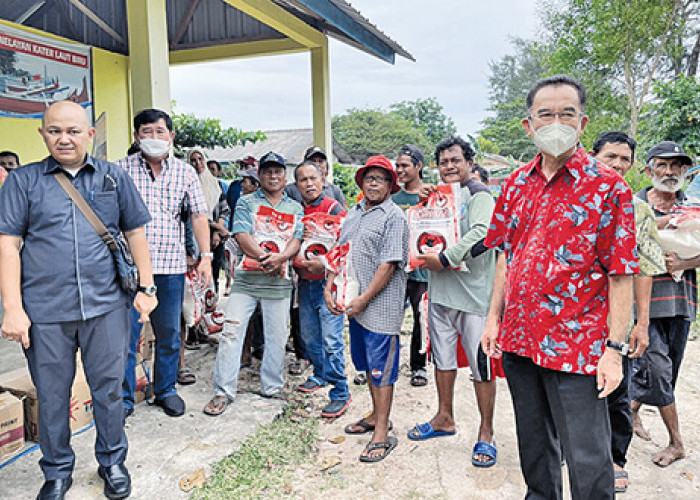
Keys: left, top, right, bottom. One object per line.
{"left": 481, "top": 75, "right": 638, "bottom": 500}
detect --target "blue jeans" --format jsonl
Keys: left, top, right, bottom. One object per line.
{"left": 123, "top": 274, "right": 184, "bottom": 409}
{"left": 213, "top": 292, "right": 290, "bottom": 399}
{"left": 298, "top": 279, "right": 349, "bottom": 401}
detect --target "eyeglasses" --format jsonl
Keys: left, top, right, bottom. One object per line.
{"left": 530, "top": 111, "right": 583, "bottom": 124}
{"left": 364, "top": 175, "right": 391, "bottom": 184}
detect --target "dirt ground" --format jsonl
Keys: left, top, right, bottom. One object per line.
{"left": 285, "top": 319, "right": 700, "bottom": 500}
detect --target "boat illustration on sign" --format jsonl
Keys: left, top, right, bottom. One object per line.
{"left": 0, "top": 72, "right": 90, "bottom": 116}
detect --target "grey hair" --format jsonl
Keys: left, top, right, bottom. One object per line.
{"left": 294, "top": 160, "right": 323, "bottom": 182}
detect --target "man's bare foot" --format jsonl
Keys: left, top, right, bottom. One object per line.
{"left": 614, "top": 463, "right": 629, "bottom": 492}
{"left": 633, "top": 414, "right": 651, "bottom": 441}
{"left": 473, "top": 428, "right": 495, "bottom": 464}
{"left": 652, "top": 445, "right": 685, "bottom": 467}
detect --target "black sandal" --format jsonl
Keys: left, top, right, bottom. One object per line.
{"left": 359, "top": 436, "right": 398, "bottom": 463}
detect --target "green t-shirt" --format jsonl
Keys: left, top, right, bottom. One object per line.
{"left": 427, "top": 183, "right": 496, "bottom": 315}
{"left": 392, "top": 189, "right": 428, "bottom": 282}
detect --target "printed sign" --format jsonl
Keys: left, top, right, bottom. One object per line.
{"left": 0, "top": 24, "right": 92, "bottom": 119}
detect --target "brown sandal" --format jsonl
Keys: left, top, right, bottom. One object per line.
{"left": 203, "top": 395, "right": 230, "bottom": 416}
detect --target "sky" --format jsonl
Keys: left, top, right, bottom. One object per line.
{"left": 169, "top": 0, "right": 539, "bottom": 137}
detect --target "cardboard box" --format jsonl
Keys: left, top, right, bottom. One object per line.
{"left": 136, "top": 322, "right": 155, "bottom": 364}
{"left": 134, "top": 360, "right": 153, "bottom": 404}
{"left": 0, "top": 357, "right": 93, "bottom": 442}
{"left": 0, "top": 391, "right": 24, "bottom": 462}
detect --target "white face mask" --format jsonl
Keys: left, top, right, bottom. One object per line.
{"left": 139, "top": 138, "right": 170, "bottom": 158}
{"left": 651, "top": 172, "right": 685, "bottom": 193}
{"left": 531, "top": 122, "right": 579, "bottom": 158}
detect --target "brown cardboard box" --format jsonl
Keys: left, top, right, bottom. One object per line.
{"left": 134, "top": 360, "right": 153, "bottom": 404}
{"left": 0, "top": 392, "right": 24, "bottom": 462}
{"left": 0, "top": 357, "right": 93, "bottom": 442}
{"left": 136, "top": 322, "right": 155, "bottom": 364}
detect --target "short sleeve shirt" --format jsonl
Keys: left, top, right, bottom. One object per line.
{"left": 484, "top": 148, "right": 638, "bottom": 374}
{"left": 0, "top": 156, "right": 151, "bottom": 322}
{"left": 636, "top": 187, "right": 697, "bottom": 320}
{"left": 338, "top": 198, "right": 409, "bottom": 335}
{"left": 231, "top": 189, "right": 303, "bottom": 299}
{"left": 115, "top": 153, "right": 207, "bottom": 275}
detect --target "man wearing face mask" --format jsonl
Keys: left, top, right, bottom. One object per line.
{"left": 481, "top": 75, "right": 638, "bottom": 499}
{"left": 630, "top": 141, "right": 696, "bottom": 469}
{"left": 117, "top": 109, "right": 211, "bottom": 418}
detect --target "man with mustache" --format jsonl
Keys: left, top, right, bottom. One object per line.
{"left": 631, "top": 141, "right": 697, "bottom": 468}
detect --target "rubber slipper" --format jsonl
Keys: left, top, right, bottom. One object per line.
{"left": 407, "top": 422, "right": 456, "bottom": 441}
{"left": 359, "top": 436, "right": 398, "bottom": 463}
{"left": 472, "top": 441, "right": 497, "bottom": 467}
{"left": 410, "top": 372, "right": 428, "bottom": 387}
{"left": 177, "top": 367, "right": 196, "bottom": 385}
{"left": 345, "top": 418, "right": 393, "bottom": 434}
{"left": 203, "top": 395, "right": 230, "bottom": 416}
{"left": 614, "top": 470, "right": 629, "bottom": 493}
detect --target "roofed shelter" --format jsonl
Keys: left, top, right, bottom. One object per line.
{"left": 0, "top": 0, "right": 412, "bottom": 165}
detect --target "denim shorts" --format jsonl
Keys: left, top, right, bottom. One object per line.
{"left": 349, "top": 318, "right": 400, "bottom": 386}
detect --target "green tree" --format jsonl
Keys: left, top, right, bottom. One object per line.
{"left": 332, "top": 163, "right": 361, "bottom": 203}
{"left": 172, "top": 111, "right": 266, "bottom": 150}
{"left": 640, "top": 76, "right": 700, "bottom": 158}
{"left": 332, "top": 108, "right": 432, "bottom": 163}
{"left": 389, "top": 98, "right": 457, "bottom": 146}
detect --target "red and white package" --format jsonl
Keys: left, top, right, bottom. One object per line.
{"left": 406, "top": 183, "right": 465, "bottom": 271}
{"left": 324, "top": 241, "right": 359, "bottom": 311}
{"left": 185, "top": 268, "right": 218, "bottom": 325}
{"left": 224, "top": 237, "right": 239, "bottom": 278}
{"left": 293, "top": 213, "right": 344, "bottom": 268}
{"left": 239, "top": 205, "right": 296, "bottom": 278}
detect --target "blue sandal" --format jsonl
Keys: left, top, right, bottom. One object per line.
{"left": 472, "top": 441, "right": 497, "bottom": 467}
{"left": 407, "top": 422, "right": 457, "bottom": 441}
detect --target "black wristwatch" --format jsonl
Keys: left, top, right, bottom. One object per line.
{"left": 138, "top": 285, "right": 158, "bottom": 297}
{"left": 605, "top": 338, "right": 629, "bottom": 356}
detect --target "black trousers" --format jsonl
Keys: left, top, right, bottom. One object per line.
{"left": 405, "top": 279, "right": 427, "bottom": 371}
{"left": 607, "top": 355, "right": 632, "bottom": 468}
{"left": 502, "top": 352, "right": 614, "bottom": 500}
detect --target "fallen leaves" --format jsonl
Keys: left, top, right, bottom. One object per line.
{"left": 179, "top": 469, "right": 206, "bottom": 492}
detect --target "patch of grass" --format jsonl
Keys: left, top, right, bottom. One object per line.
{"left": 193, "top": 403, "right": 318, "bottom": 499}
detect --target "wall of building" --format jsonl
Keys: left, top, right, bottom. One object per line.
{"left": 0, "top": 21, "right": 132, "bottom": 165}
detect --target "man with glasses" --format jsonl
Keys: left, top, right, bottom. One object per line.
{"left": 482, "top": 75, "right": 637, "bottom": 499}
{"left": 631, "top": 141, "right": 697, "bottom": 468}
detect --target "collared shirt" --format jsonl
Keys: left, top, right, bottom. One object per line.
{"left": 484, "top": 147, "right": 638, "bottom": 374}
{"left": 0, "top": 155, "right": 151, "bottom": 322}
{"left": 231, "top": 189, "right": 303, "bottom": 299}
{"left": 637, "top": 187, "right": 697, "bottom": 321}
{"left": 428, "top": 181, "right": 496, "bottom": 315}
{"left": 115, "top": 153, "right": 207, "bottom": 274}
{"left": 338, "top": 197, "right": 409, "bottom": 335}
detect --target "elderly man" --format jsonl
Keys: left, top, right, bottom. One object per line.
{"left": 631, "top": 141, "right": 697, "bottom": 468}
{"left": 0, "top": 101, "right": 157, "bottom": 500}
{"left": 285, "top": 146, "right": 346, "bottom": 208}
{"left": 408, "top": 136, "right": 498, "bottom": 468}
{"left": 293, "top": 160, "right": 350, "bottom": 417}
{"left": 482, "top": 75, "right": 638, "bottom": 499}
{"left": 328, "top": 155, "right": 408, "bottom": 463}
{"left": 118, "top": 109, "right": 211, "bottom": 418}
{"left": 590, "top": 131, "right": 666, "bottom": 493}
{"left": 204, "top": 152, "right": 303, "bottom": 416}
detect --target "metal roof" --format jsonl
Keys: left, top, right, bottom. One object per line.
{"left": 202, "top": 127, "right": 353, "bottom": 165}
{"left": 0, "top": 1, "right": 413, "bottom": 63}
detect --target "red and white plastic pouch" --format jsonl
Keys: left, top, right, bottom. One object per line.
{"left": 406, "top": 183, "right": 465, "bottom": 271}
{"left": 239, "top": 205, "right": 296, "bottom": 278}
{"left": 324, "top": 241, "right": 359, "bottom": 311}
{"left": 292, "top": 212, "right": 344, "bottom": 268}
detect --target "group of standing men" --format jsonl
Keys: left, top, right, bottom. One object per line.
{"left": 0, "top": 70, "right": 697, "bottom": 500}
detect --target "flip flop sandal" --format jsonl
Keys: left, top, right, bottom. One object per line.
{"left": 203, "top": 396, "right": 230, "bottom": 416}
{"left": 177, "top": 367, "right": 196, "bottom": 385}
{"left": 353, "top": 373, "right": 367, "bottom": 385}
{"left": 410, "top": 371, "right": 428, "bottom": 387}
{"left": 407, "top": 422, "right": 456, "bottom": 440}
{"left": 472, "top": 441, "right": 497, "bottom": 468}
{"left": 359, "top": 436, "right": 398, "bottom": 463}
{"left": 614, "top": 470, "right": 629, "bottom": 493}
{"left": 345, "top": 418, "right": 393, "bottom": 434}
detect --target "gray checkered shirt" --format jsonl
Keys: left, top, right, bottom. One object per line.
{"left": 338, "top": 198, "right": 408, "bottom": 334}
